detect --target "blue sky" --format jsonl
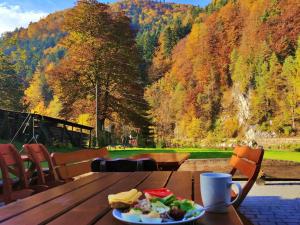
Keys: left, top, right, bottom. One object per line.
{"left": 0, "top": 0, "right": 211, "bottom": 34}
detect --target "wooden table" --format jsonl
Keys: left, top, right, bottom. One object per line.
{"left": 0, "top": 172, "right": 243, "bottom": 225}
{"left": 131, "top": 153, "right": 190, "bottom": 170}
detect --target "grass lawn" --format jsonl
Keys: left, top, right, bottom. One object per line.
{"left": 108, "top": 147, "right": 300, "bottom": 163}
{"left": 108, "top": 148, "right": 233, "bottom": 159}
{"left": 264, "top": 151, "right": 300, "bottom": 162}
{"left": 1, "top": 138, "right": 300, "bottom": 163}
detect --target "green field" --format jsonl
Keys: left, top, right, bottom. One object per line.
{"left": 108, "top": 147, "right": 300, "bottom": 163}
{"left": 263, "top": 151, "right": 300, "bottom": 162}
{"left": 1, "top": 139, "right": 300, "bottom": 163}
{"left": 108, "top": 148, "right": 232, "bottom": 159}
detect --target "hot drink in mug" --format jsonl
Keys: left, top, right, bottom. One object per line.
{"left": 200, "top": 173, "right": 242, "bottom": 213}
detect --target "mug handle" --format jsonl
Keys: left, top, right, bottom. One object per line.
{"left": 227, "top": 181, "right": 242, "bottom": 206}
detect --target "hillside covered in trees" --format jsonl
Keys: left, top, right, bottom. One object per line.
{"left": 145, "top": 0, "right": 300, "bottom": 146}
{"left": 0, "top": 0, "right": 299, "bottom": 146}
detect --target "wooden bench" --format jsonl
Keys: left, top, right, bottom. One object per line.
{"left": 51, "top": 148, "right": 109, "bottom": 182}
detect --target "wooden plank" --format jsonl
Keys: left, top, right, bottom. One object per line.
{"left": 137, "top": 171, "right": 172, "bottom": 190}
{"left": 0, "top": 173, "right": 106, "bottom": 222}
{"left": 1, "top": 173, "right": 130, "bottom": 225}
{"left": 2, "top": 152, "right": 17, "bottom": 165}
{"left": 93, "top": 171, "right": 172, "bottom": 225}
{"left": 198, "top": 206, "right": 244, "bottom": 225}
{"left": 193, "top": 171, "right": 244, "bottom": 225}
{"left": 234, "top": 146, "right": 263, "bottom": 163}
{"left": 52, "top": 148, "right": 108, "bottom": 165}
{"left": 56, "top": 161, "right": 91, "bottom": 180}
{"left": 131, "top": 153, "right": 190, "bottom": 164}
{"left": 193, "top": 171, "right": 203, "bottom": 204}
{"left": 48, "top": 172, "right": 157, "bottom": 225}
{"left": 166, "top": 171, "right": 192, "bottom": 200}
{"left": 52, "top": 148, "right": 109, "bottom": 180}
{"left": 131, "top": 153, "right": 190, "bottom": 170}
{"left": 230, "top": 155, "right": 256, "bottom": 178}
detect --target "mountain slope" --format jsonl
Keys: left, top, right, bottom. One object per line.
{"left": 0, "top": 0, "right": 200, "bottom": 115}
{"left": 145, "top": 0, "right": 300, "bottom": 146}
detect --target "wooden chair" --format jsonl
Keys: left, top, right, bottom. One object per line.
{"left": 229, "top": 145, "right": 264, "bottom": 208}
{"left": 23, "top": 144, "right": 63, "bottom": 189}
{"left": 52, "top": 148, "right": 109, "bottom": 182}
{"left": 0, "top": 144, "right": 34, "bottom": 204}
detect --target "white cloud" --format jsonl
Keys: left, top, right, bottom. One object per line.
{"left": 0, "top": 3, "right": 48, "bottom": 35}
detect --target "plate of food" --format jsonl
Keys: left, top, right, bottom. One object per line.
{"left": 108, "top": 188, "right": 205, "bottom": 224}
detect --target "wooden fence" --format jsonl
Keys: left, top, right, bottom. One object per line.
{"left": 0, "top": 109, "right": 93, "bottom": 148}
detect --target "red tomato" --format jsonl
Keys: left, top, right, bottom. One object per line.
{"left": 143, "top": 188, "right": 173, "bottom": 198}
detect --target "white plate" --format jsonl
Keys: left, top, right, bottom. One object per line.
{"left": 112, "top": 204, "right": 205, "bottom": 225}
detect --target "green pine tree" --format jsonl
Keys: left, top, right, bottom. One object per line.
{"left": 0, "top": 52, "right": 23, "bottom": 110}
{"left": 281, "top": 38, "right": 300, "bottom": 130}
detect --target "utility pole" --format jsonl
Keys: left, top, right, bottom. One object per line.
{"left": 95, "top": 79, "right": 99, "bottom": 147}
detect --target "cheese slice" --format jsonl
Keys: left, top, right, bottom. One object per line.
{"left": 108, "top": 189, "right": 142, "bottom": 204}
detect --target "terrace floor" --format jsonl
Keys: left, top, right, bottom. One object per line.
{"left": 239, "top": 181, "right": 300, "bottom": 225}
{"left": 179, "top": 159, "right": 300, "bottom": 225}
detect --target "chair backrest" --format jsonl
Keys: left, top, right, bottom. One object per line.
{"left": 0, "top": 144, "right": 29, "bottom": 203}
{"left": 23, "top": 144, "right": 58, "bottom": 185}
{"left": 91, "top": 158, "right": 158, "bottom": 172}
{"left": 229, "top": 145, "right": 264, "bottom": 207}
{"left": 52, "top": 148, "right": 109, "bottom": 181}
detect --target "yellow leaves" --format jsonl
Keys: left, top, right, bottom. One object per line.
{"left": 186, "top": 117, "right": 203, "bottom": 139}
{"left": 46, "top": 96, "right": 62, "bottom": 118}
{"left": 77, "top": 113, "right": 92, "bottom": 126}
{"left": 231, "top": 54, "right": 251, "bottom": 93}
{"left": 175, "top": 111, "right": 205, "bottom": 141}
{"left": 222, "top": 117, "right": 239, "bottom": 138}
{"left": 31, "top": 102, "right": 47, "bottom": 114}
{"left": 24, "top": 70, "right": 63, "bottom": 118}
{"left": 186, "top": 23, "right": 207, "bottom": 57}
{"left": 24, "top": 71, "right": 45, "bottom": 108}
{"left": 45, "top": 63, "right": 55, "bottom": 74}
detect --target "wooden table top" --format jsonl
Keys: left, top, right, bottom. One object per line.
{"left": 131, "top": 153, "right": 190, "bottom": 164}
{"left": 131, "top": 153, "right": 190, "bottom": 170}
{"left": 0, "top": 171, "right": 243, "bottom": 225}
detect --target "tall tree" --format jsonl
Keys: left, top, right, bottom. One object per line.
{"left": 281, "top": 38, "right": 300, "bottom": 130}
{"left": 50, "top": 0, "right": 147, "bottom": 144}
{"left": 24, "top": 67, "right": 50, "bottom": 114}
{"left": 251, "top": 52, "right": 282, "bottom": 128}
{"left": 0, "top": 52, "right": 23, "bottom": 110}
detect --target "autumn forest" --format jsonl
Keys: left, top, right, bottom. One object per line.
{"left": 0, "top": 0, "right": 299, "bottom": 147}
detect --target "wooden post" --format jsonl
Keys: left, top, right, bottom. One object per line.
{"left": 61, "top": 124, "right": 64, "bottom": 144}
{"left": 95, "top": 79, "right": 99, "bottom": 147}
{"left": 79, "top": 128, "right": 82, "bottom": 147}
{"left": 89, "top": 129, "right": 92, "bottom": 148}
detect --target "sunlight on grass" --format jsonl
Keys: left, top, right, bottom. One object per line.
{"left": 264, "top": 151, "right": 300, "bottom": 162}
{"left": 108, "top": 147, "right": 300, "bottom": 163}
{"left": 109, "top": 148, "right": 233, "bottom": 159}
{"left": 2, "top": 139, "right": 300, "bottom": 163}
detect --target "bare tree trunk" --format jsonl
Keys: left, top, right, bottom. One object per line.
{"left": 95, "top": 79, "right": 99, "bottom": 147}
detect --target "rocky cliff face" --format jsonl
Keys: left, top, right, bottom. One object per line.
{"left": 234, "top": 88, "right": 250, "bottom": 127}
{"left": 233, "top": 87, "right": 277, "bottom": 140}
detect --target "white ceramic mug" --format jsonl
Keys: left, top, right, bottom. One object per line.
{"left": 200, "top": 172, "right": 242, "bottom": 213}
